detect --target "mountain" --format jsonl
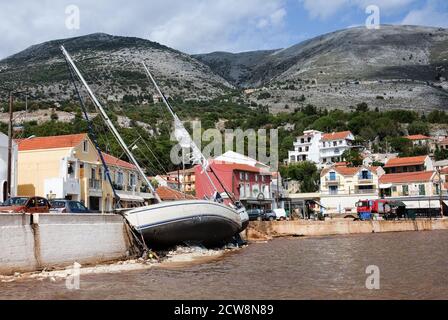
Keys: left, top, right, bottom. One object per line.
{"left": 193, "top": 50, "right": 278, "bottom": 88}
{"left": 0, "top": 33, "right": 233, "bottom": 103}
{"left": 196, "top": 25, "right": 448, "bottom": 111}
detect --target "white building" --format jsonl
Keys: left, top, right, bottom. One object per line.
{"left": 288, "top": 130, "right": 322, "bottom": 164}
{"left": 320, "top": 131, "right": 355, "bottom": 166}
{"left": 0, "top": 132, "right": 18, "bottom": 202}
{"left": 287, "top": 130, "right": 356, "bottom": 167}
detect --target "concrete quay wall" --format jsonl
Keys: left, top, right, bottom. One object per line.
{"left": 246, "top": 219, "right": 448, "bottom": 240}
{"left": 0, "top": 214, "right": 131, "bottom": 275}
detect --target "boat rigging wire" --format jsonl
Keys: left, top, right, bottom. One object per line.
{"left": 64, "top": 55, "right": 122, "bottom": 209}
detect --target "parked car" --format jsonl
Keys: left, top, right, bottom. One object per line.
{"left": 247, "top": 208, "right": 264, "bottom": 221}
{"left": 49, "top": 200, "right": 91, "bottom": 214}
{"left": 264, "top": 209, "right": 277, "bottom": 221}
{"left": 273, "top": 208, "right": 287, "bottom": 220}
{"left": 0, "top": 196, "right": 51, "bottom": 213}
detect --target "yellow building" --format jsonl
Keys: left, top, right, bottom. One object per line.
{"left": 17, "top": 133, "right": 154, "bottom": 212}
{"left": 320, "top": 164, "right": 385, "bottom": 215}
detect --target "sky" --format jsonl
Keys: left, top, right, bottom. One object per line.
{"left": 0, "top": 0, "right": 447, "bottom": 59}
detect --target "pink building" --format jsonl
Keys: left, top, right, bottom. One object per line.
{"left": 195, "top": 161, "right": 272, "bottom": 209}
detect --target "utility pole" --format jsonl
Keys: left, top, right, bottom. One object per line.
{"left": 7, "top": 92, "right": 13, "bottom": 198}
{"left": 436, "top": 167, "right": 444, "bottom": 218}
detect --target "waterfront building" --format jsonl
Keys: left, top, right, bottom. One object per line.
{"left": 287, "top": 130, "right": 356, "bottom": 167}
{"left": 379, "top": 171, "right": 446, "bottom": 214}
{"left": 383, "top": 155, "right": 433, "bottom": 174}
{"left": 166, "top": 167, "right": 196, "bottom": 194}
{"left": 319, "top": 164, "right": 384, "bottom": 215}
{"left": 152, "top": 174, "right": 180, "bottom": 190}
{"left": 0, "top": 132, "right": 18, "bottom": 202}
{"left": 195, "top": 161, "right": 272, "bottom": 210}
{"left": 17, "top": 134, "right": 154, "bottom": 212}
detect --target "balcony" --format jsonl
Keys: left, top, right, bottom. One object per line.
{"left": 357, "top": 176, "right": 373, "bottom": 184}
{"left": 324, "top": 176, "right": 341, "bottom": 185}
{"left": 89, "top": 179, "right": 102, "bottom": 190}
{"left": 354, "top": 188, "right": 377, "bottom": 195}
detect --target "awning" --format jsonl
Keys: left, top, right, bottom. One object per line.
{"left": 379, "top": 184, "right": 393, "bottom": 189}
{"left": 116, "top": 192, "right": 145, "bottom": 202}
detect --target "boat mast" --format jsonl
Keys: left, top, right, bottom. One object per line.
{"left": 141, "top": 63, "right": 219, "bottom": 194}
{"left": 60, "top": 46, "right": 162, "bottom": 203}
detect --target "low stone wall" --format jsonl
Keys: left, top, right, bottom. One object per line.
{"left": 0, "top": 214, "right": 132, "bottom": 275}
{"left": 245, "top": 219, "right": 448, "bottom": 240}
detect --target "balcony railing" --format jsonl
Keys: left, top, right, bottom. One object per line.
{"left": 358, "top": 176, "right": 373, "bottom": 183}
{"left": 89, "top": 179, "right": 102, "bottom": 190}
{"left": 354, "top": 189, "right": 377, "bottom": 195}
{"left": 325, "top": 176, "right": 340, "bottom": 184}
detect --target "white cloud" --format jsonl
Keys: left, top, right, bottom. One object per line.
{"left": 300, "top": 0, "right": 416, "bottom": 20}
{"left": 0, "top": 0, "right": 290, "bottom": 59}
{"left": 401, "top": 1, "right": 448, "bottom": 27}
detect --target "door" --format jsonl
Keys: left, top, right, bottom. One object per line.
{"left": 26, "top": 197, "right": 38, "bottom": 213}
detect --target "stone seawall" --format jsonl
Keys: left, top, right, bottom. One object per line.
{"left": 0, "top": 214, "right": 132, "bottom": 275}
{"left": 245, "top": 219, "right": 448, "bottom": 240}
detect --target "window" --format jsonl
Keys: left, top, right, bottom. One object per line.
{"left": 36, "top": 198, "right": 47, "bottom": 207}
{"left": 305, "top": 146, "right": 309, "bottom": 152}
{"left": 83, "top": 140, "right": 89, "bottom": 153}
{"left": 307, "top": 137, "right": 311, "bottom": 143}
{"left": 360, "top": 170, "right": 371, "bottom": 180}
{"left": 419, "top": 184, "right": 426, "bottom": 196}
{"left": 91, "top": 168, "right": 96, "bottom": 179}
{"left": 239, "top": 172, "right": 244, "bottom": 180}
{"left": 301, "top": 138, "right": 305, "bottom": 143}
{"left": 402, "top": 185, "right": 409, "bottom": 196}
{"left": 255, "top": 175, "right": 258, "bottom": 182}
{"left": 245, "top": 173, "right": 249, "bottom": 181}
{"left": 329, "top": 172, "right": 336, "bottom": 181}
{"left": 329, "top": 186, "right": 338, "bottom": 195}
{"left": 239, "top": 184, "right": 245, "bottom": 198}
{"left": 116, "top": 172, "right": 124, "bottom": 186}
{"left": 129, "top": 173, "right": 136, "bottom": 186}
{"left": 333, "top": 141, "right": 337, "bottom": 147}
{"left": 435, "top": 184, "right": 440, "bottom": 195}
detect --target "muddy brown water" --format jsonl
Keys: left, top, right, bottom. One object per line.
{"left": 1, "top": 231, "right": 448, "bottom": 300}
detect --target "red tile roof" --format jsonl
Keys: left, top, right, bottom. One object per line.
{"left": 156, "top": 186, "right": 196, "bottom": 201}
{"left": 379, "top": 171, "right": 435, "bottom": 184}
{"left": 405, "top": 135, "right": 431, "bottom": 141}
{"left": 322, "top": 165, "right": 381, "bottom": 177}
{"left": 17, "top": 134, "right": 87, "bottom": 151}
{"left": 101, "top": 153, "right": 136, "bottom": 170}
{"left": 211, "top": 162, "right": 265, "bottom": 174}
{"left": 322, "top": 131, "right": 353, "bottom": 141}
{"left": 384, "top": 156, "right": 428, "bottom": 168}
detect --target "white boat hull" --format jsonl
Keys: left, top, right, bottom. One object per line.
{"left": 124, "top": 200, "right": 244, "bottom": 248}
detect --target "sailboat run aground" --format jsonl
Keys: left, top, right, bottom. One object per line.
{"left": 61, "top": 45, "right": 249, "bottom": 248}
